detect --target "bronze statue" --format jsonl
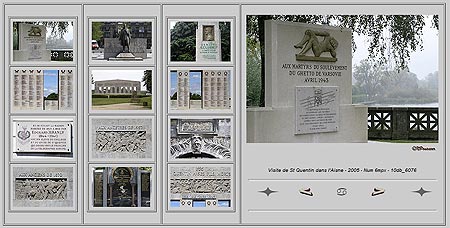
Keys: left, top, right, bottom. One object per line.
{"left": 294, "top": 29, "right": 338, "bottom": 59}
{"left": 118, "top": 23, "right": 131, "bottom": 53}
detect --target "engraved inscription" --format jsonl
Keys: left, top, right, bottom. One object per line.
{"left": 295, "top": 86, "right": 339, "bottom": 134}
{"left": 14, "top": 121, "right": 72, "bottom": 153}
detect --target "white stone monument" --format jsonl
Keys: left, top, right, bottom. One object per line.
{"left": 196, "top": 22, "right": 221, "bottom": 62}
{"left": 247, "top": 21, "right": 367, "bottom": 143}
{"left": 13, "top": 23, "right": 51, "bottom": 61}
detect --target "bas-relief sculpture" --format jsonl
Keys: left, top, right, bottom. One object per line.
{"left": 91, "top": 118, "right": 152, "bottom": 160}
{"left": 170, "top": 179, "right": 231, "bottom": 194}
{"left": 203, "top": 25, "right": 215, "bottom": 41}
{"left": 95, "top": 131, "right": 146, "bottom": 154}
{"left": 15, "top": 178, "right": 67, "bottom": 200}
{"left": 169, "top": 165, "right": 232, "bottom": 208}
{"left": 294, "top": 29, "right": 339, "bottom": 62}
{"left": 12, "top": 166, "right": 73, "bottom": 208}
{"left": 170, "top": 119, "right": 231, "bottom": 159}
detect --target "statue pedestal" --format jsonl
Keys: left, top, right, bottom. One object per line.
{"left": 109, "top": 52, "right": 143, "bottom": 61}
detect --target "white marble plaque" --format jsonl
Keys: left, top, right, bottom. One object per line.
{"left": 14, "top": 121, "right": 72, "bottom": 153}
{"left": 295, "top": 86, "right": 339, "bottom": 134}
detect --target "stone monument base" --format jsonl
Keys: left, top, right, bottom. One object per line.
{"left": 104, "top": 38, "right": 147, "bottom": 59}
{"left": 247, "top": 104, "right": 367, "bottom": 143}
{"left": 13, "top": 50, "right": 51, "bottom": 61}
{"left": 109, "top": 52, "right": 143, "bottom": 61}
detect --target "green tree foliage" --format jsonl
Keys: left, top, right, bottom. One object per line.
{"left": 170, "top": 22, "right": 197, "bottom": 61}
{"left": 352, "top": 59, "right": 438, "bottom": 104}
{"left": 92, "top": 22, "right": 104, "bottom": 42}
{"left": 142, "top": 70, "right": 152, "bottom": 94}
{"left": 246, "top": 15, "right": 439, "bottom": 106}
{"left": 246, "top": 36, "right": 262, "bottom": 107}
{"left": 190, "top": 93, "right": 202, "bottom": 100}
{"left": 353, "top": 59, "right": 386, "bottom": 100}
{"left": 45, "top": 93, "right": 59, "bottom": 100}
{"left": 171, "top": 92, "right": 177, "bottom": 100}
{"left": 220, "top": 22, "right": 231, "bottom": 61}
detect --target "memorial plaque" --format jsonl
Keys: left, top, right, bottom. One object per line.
{"left": 14, "top": 121, "right": 72, "bottom": 153}
{"left": 93, "top": 170, "right": 105, "bottom": 207}
{"left": 169, "top": 165, "right": 232, "bottom": 209}
{"left": 179, "top": 119, "right": 215, "bottom": 134}
{"left": 92, "top": 166, "right": 152, "bottom": 208}
{"left": 171, "top": 69, "right": 231, "bottom": 110}
{"left": 139, "top": 171, "right": 151, "bottom": 207}
{"left": 91, "top": 118, "right": 152, "bottom": 160}
{"left": 104, "top": 38, "right": 148, "bottom": 59}
{"left": 295, "top": 86, "right": 339, "bottom": 134}
{"left": 110, "top": 167, "right": 134, "bottom": 207}
{"left": 12, "top": 166, "right": 74, "bottom": 208}
{"left": 58, "top": 69, "right": 74, "bottom": 110}
{"left": 12, "top": 68, "right": 74, "bottom": 111}
{"left": 170, "top": 118, "right": 231, "bottom": 160}
{"left": 196, "top": 22, "right": 221, "bottom": 62}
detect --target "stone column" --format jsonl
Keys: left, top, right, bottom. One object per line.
{"left": 392, "top": 107, "right": 409, "bottom": 140}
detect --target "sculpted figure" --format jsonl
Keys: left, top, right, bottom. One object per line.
{"left": 118, "top": 23, "right": 131, "bottom": 53}
{"left": 27, "top": 26, "right": 42, "bottom": 37}
{"left": 294, "top": 29, "right": 338, "bottom": 58}
{"left": 175, "top": 134, "right": 216, "bottom": 159}
{"left": 203, "top": 26, "right": 215, "bottom": 41}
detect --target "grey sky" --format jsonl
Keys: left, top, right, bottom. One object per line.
{"left": 352, "top": 18, "right": 438, "bottom": 80}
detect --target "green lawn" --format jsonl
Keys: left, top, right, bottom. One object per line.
{"left": 92, "top": 96, "right": 152, "bottom": 109}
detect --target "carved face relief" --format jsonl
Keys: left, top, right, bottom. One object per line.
{"left": 203, "top": 25, "right": 215, "bottom": 41}
{"left": 191, "top": 135, "right": 202, "bottom": 154}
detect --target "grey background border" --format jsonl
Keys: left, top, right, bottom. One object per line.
{"left": 0, "top": 1, "right": 447, "bottom": 227}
